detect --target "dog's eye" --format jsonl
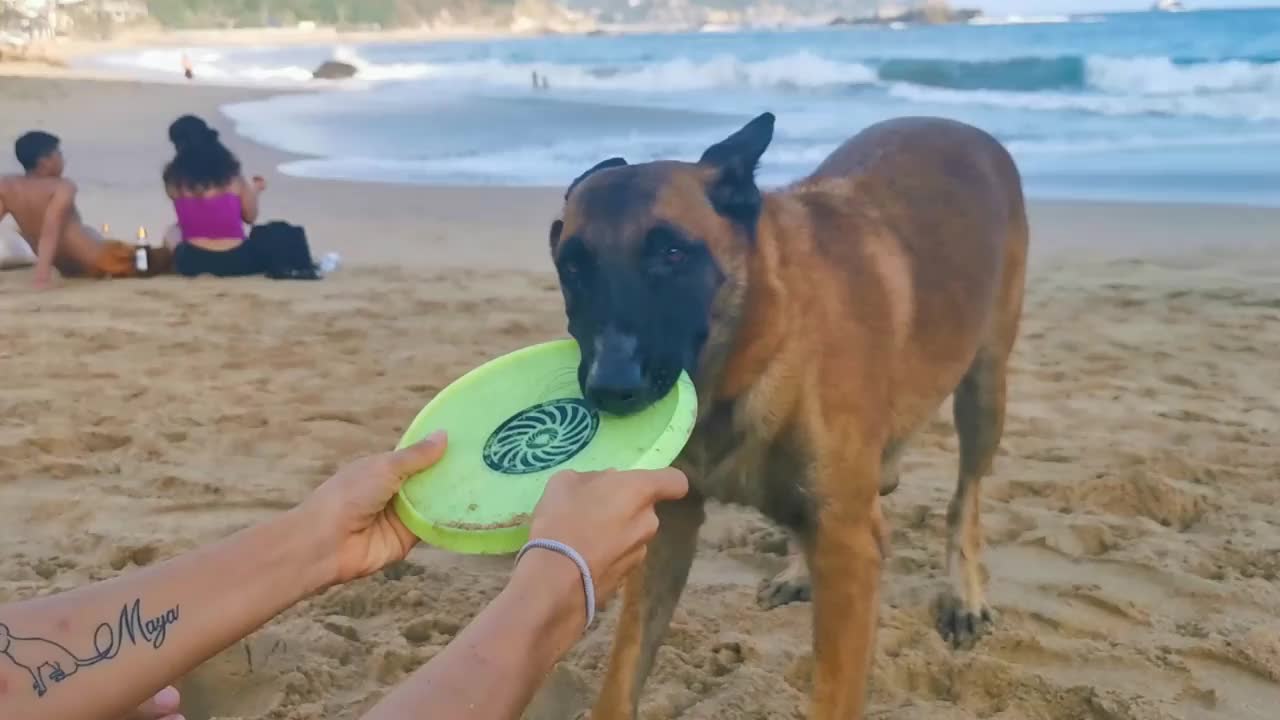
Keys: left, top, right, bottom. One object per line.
{"left": 558, "top": 238, "right": 591, "bottom": 280}
{"left": 645, "top": 226, "right": 694, "bottom": 274}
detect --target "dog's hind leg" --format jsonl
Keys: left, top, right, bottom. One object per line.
{"left": 936, "top": 348, "right": 1006, "bottom": 648}
{"left": 878, "top": 436, "right": 907, "bottom": 496}
{"left": 592, "top": 495, "right": 705, "bottom": 720}
{"left": 757, "top": 535, "right": 810, "bottom": 609}
{"left": 759, "top": 441, "right": 904, "bottom": 611}
{"left": 760, "top": 439, "right": 903, "bottom": 612}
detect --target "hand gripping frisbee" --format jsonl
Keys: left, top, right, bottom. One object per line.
{"left": 393, "top": 339, "right": 697, "bottom": 555}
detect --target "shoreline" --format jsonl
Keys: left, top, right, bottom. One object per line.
{"left": 7, "top": 28, "right": 1278, "bottom": 213}
{"left": 0, "top": 72, "right": 1275, "bottom": 273}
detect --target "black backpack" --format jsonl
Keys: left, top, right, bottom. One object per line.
{"left": 250, "top": 221, "right": 321, "bottom": 281}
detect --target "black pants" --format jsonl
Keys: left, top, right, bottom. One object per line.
{"left": 173, "top": 237, "right": 269, "bottom": 278}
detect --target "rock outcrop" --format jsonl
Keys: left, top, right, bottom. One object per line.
{"left": 313, "top": 60, "right": 358, "bottom": 80}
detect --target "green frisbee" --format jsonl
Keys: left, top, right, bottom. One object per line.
{"left": 393, "top": 338, "right": 697, "bottom": 555}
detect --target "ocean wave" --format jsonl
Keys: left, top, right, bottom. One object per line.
{"left": 347, "top": 52, "right": 1280, "bottom": 99}
{"left": 889, "top": 83, "right": 1280, "bottom": 122}
{"left": 1086, "top": 55, "right": 1280, "bottom": 95}
{"left": 967, "top": 14, "right": 1075, "bottom": 25}
{"left": 99, "top": 47, "right": 317, "bottom": 83}
{"left": 879, "top": 54, "right": 1280, "bottom": 95}
{"left": 99, "top": 44, "right": 1280, "bottom": 101}
{"left": 363, "top": 51, "right": 878, "bottom": 92}
{"left": 96, "top": 45, "right": 426, "bottom": 84}
{"left": 445, "top": 52, "right": 1280, "bottom": 99}
{"left": 277, "top": 127, "right": 1280, "bottom": 190}
{"left": 103, "top": 46, "right": 878, "bottom": 91}
{"left": 277, "top": 132, "right": 836, "bottom": 187}
{"left": 1006, "top": 130, "right": 1280, "bottom": 155}
{"left": 878, "top": 56, "right": 1086, "bottom": 92}
{"left": 329, "top": 46, "right": 432, "bottom": 81}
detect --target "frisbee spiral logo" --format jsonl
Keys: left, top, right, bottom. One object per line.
{"left": 483, "top": 399, "right": 600, "bottom": 475}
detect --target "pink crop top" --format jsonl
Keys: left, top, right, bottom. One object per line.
{"left": 173, "top": 194, "right": 245, "bottom": 241}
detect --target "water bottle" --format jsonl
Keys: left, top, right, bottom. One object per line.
{"left": 134, "top": 226, "right": 149, "bottom": 274}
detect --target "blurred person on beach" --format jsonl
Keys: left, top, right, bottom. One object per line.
{"left": 162, "top": 115, "right": 273, "bottom": 278}
{"left": 0, "top": 431, "right": 687, "bottom": 720}
{"left": 0, "top": 131, "right": 154, "bottom": 289}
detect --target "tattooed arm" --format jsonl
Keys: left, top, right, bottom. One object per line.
{"left": 1, "top": 430, "right": 688, "bottom": 720}
{"left": 0, "top": 434, "right": 449, "bottom": 720}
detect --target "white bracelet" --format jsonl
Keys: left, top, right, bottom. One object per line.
{"left": 515, "top": 539, "right": 596, "bottom": 631}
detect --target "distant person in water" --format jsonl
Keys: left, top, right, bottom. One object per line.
{"left": 162, "top": 115, "right": 272, "bottom": 277}
{"left": 0, "top": 131, "right": 162, "bottom": 289}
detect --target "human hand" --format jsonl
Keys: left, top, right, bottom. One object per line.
{"left": 524, "top": 468, "right": 689, "bottom": 606}
{"left": 121, "top": 686, "right": 182, "bottom": 720}
{"left": 301, "top": 431, "right": 447, "bottom": 588}
{"left": 252, "top": 175, "right": 267, "bottom": 193}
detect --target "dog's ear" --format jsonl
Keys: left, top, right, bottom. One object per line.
{"left": 699, "top": 112, "right": 774, "bottom": 232}
{"left": 565, "top": 157, "right": 628, "bottom": 201}
{"left": 554, "top": 157, "right": 627, "bottom": 253}
{"left": 549, "top": 218, "right": 564, "bottom": 254}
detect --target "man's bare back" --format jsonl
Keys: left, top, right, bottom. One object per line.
{"left": 0, "top": 175, "right": 104, "bottom": 280}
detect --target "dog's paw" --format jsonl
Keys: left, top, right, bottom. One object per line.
{"left": 935, "top": 594, "right": 994, "bottom": 649}
{"left": 756, "top": 571, "right": 811, "bottom": 610}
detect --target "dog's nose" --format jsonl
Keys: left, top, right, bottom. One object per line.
{"left": 585, "top": 330, "right": 646, "bottom": 415}
{"left": 585, "top": 360, "right": 646, "bottom": 415}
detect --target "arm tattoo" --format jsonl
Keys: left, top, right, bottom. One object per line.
{"left": 0, "top": 599, "right": 179, "bottom": 699}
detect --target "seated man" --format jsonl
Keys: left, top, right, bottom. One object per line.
{"left": 0, "top": 131, "right": 159, "bottom": 289}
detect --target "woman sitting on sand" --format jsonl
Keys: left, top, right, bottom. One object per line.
{"left": 162, "top": 115, "right": 270, "bottom": 278}
{"left": 0, "top": 431, "right": 685, "bottom": 720}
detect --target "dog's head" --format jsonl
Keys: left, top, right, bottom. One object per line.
{"left": 549, "top": 112, "right": 775, "bottom": 416}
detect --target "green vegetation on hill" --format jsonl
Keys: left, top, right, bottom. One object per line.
{"left": 144, "top": 0, "right": 516, "bottom": 29}
{"left": 143, "top": 0, "right": 900, "bottom": 30}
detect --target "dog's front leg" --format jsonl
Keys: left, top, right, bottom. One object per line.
{"left": 809, "top": 453, "right": 886, "bottom": 720}
{"left": 591, "top": 494, "right": 705, "bottom": 720}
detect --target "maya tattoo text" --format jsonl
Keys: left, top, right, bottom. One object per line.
{"left": 0, "top": 599, "right": 180, "bottom": 699}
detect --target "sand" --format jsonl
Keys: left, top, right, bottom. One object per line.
{"left": 1, "top": 73, "right": 1278, "bottom": 720}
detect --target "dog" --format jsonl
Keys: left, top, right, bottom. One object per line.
{"left": 548, "top": 112, "right": 1028, "bottom": 719}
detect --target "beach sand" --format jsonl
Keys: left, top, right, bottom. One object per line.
{"left": 2, "top": 75, "right": 1278, "bottom": 720}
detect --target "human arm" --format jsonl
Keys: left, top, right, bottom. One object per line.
{"left": 0, "top": 425, "right": 687, "bottom": 720}
{"left": 0, "top": 434, "right": 448, "bottom": 720}
{"left": 361, "top": 467, "right": 690, "bottom": 720}
{"left": 32, "top": 179, "right": 76, "bottom": 288}
{"left": 236, "top": 176, "right": 264, "bottom": 225}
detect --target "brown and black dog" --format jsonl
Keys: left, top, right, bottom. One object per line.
{"left": 548, "top": 112, "right": 1028, "bottom": 719}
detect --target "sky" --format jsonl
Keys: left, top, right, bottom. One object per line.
{"left": 975, "top": 0, "right": 1279, "bottom": 13}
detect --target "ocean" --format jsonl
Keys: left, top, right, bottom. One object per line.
{"left": 91, "top": 8, "right": 1280, "bottom": 206}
